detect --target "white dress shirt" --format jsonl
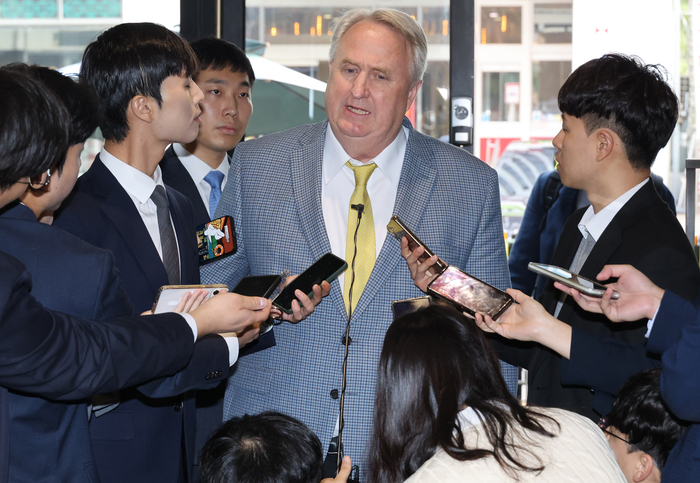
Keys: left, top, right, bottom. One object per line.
{"left": 172, "top": 143, "right": 230, "bottom": 218}
{"left": 321, "top": 126, "right": 408, "bottom": 288}
{"left": 100, "top": 148, "right": 237, "bottom": 360}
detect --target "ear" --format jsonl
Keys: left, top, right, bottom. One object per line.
{"left": 129, "top": 95, "right": 156, "bottom": 124}
{"left": 632, "top": 453, "right": 656, "bottom": 482}
{"left": 595, "top": 128, "right": 615, "bottom": 161}
{"left": 406, "top": 80, "right": 422, "bottom": 113}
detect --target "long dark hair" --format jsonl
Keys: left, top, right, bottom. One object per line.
{"left": 368, "top": 304, "right": 557, "bottom": 483}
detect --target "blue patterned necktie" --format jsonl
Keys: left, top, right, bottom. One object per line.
{"left": 204, "top": 170, "right": 225, "bottom": 217}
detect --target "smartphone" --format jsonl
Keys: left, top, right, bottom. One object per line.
{"left": 152, "top": 284, "right": 228, "bottom": 314}
{"left": 528, "top": 263, "right": 620, "bottom": 299}
{"left": 196, "top": 216, "right": 236, "bottom": 265}
{"left": 427, "top": 266, "right": 513, "bottom": 319}
{"left": 386, "top": 215, "right": 448, "bottom": 273}
{"left": 391, "top": 296, "right": 432, "bottom": 319}
{"left": 231, "top": 275, "right": 283, "bottom": 299}
{"left": 272, "top": 253, "right": 348, "bottom": 314}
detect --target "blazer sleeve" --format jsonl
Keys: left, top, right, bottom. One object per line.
{"left": 135, "top": 334, "right": 230, "bottom": 398}
{"left": 646, "top": 291, "right": 700, "bottom": 421}
{"left": 0, "top": 254, "right": 195, "bottom": 400}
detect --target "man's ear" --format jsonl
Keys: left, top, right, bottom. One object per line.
{"left": 595, "top": 129, "right": 615, "bottom": 161}
{"left": 129, "top": 95, "right": 156, "bottom": 124}
{"left": 406, "top": 80, "right": 422, "bottom": 112}
{"left": 632, "top": 453, "right": 656, "bottom": 482}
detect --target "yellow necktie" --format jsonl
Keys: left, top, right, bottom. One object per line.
{"left": 343, "top": 161, "right": 378, "bottom": 313}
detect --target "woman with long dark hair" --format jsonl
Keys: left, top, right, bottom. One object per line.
{"left": 368, "top": 304, "right": 626, "bottom": 483}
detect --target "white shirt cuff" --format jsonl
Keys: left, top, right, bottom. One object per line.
{"left": 645, "top": 305, "right": 661, "bottom": 338}
{"left": 180, "top": 313, "right": 198, "bottom": 342}
{"left": 223, "top": 336, "right": 240, "bottom": 366}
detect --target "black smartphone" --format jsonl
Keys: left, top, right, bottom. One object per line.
{"left": 391, "top": 296, "right": 432, "bottom": 319}
{"left": 386, "top": 215, "right": 448, "bottom": 273}
{"left": 528, "top": 263, "right": 620, "bottom": 299}
{"left": 196, "top": 215, "right": 237, "bottom": 265}
{"left": 272, "top": 253, "right": 348, "bottom": 314}
{"left": 427, "top": 266, "right": 513, "bottom": 320}
{"left": 231, "top": 275, "right": 283, "bottom": 299}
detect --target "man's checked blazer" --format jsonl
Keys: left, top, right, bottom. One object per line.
{"left": 200, "top": 118, "right": 511, "bottom": 478}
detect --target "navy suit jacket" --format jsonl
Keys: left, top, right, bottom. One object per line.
{"left": 160, "top": 145, "right": 276, "bottom": 471}
{"left": 496, "top": 180, "right": 700, "bottom": 421}
{"left": 509, "top": 170, "right": 677, "bottom": 300}
{"left": 55, "top": 156, "right": 230, "bottom": 483}
{"left": 200, "top": 119, "right": 512, "bottom": 478}
{"left": 0, "top": 250, "right": 195, "bottom": 483}
{"left": 643, "top": 291, "right": 700, "bottom": 481}
{"left": 0, "top": 202, "right": 134, "bottom": 482}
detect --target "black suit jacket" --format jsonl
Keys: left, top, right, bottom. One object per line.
{"left": 0, "top": 250, "right": 194, "bottom": 483}
{"left": 159, "top": 145, "right": 276, "bottom": 474}
{"left": 497, "top": 180, "right": 700, "bottom": 420}
{"left": 55, "top": 156, "right": 230, "bottom": 483}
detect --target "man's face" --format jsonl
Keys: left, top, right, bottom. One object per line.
{"left": 325, "top": 20, "right": 421, "bottom": 161}
{"left": 552, "top": 113, "right": 598, "bottom": 190}
{"left": 605, "top": 426, "right": 639, "bottom": 483}
{"left": 190, "top": 68, "right": 253, "bottom": 164}
{"left": 153, "top": 74, "right": 203, "bottom": 144}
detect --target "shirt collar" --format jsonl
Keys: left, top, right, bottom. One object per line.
{"left": 100, "top": 147, "right": 164, "bottom": 205}
{"left": 172, "top": 143, "right": 230, "bottom": 184}
{"left": 323, "top": 125, "right": 407, "bottom": 188}
{"left": 578, "top": 178, "right": 649, "bottom": 241}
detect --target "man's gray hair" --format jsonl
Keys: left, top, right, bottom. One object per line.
{"left": 329, "top": 8, "right": 428, "bottom": 86}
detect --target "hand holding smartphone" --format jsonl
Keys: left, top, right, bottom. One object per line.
{"left": 152, "top": 284, "right": 228, "bottom": 314}
{"left": 386, "top": 215, "right": 448, "bottom": 273}
{"left": 272, "top": 253, "right": 347, "bottom": 314}
{"left": 528, "top": 263, "right": 620, "bottom": 299}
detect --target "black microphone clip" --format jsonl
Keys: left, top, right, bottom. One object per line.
{"left": 351, "top": 203, "right": 365, "bottom": 220}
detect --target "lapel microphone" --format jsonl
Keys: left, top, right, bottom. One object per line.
{"left": 334, "top": 201, "right": 365, "bottom": 481}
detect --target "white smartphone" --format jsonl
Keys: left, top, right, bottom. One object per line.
{"left": 527, "top": 263, "right": 619, "bottom": 299}
{"left": 152, "top": 284, "right": 229, "bottom": 314}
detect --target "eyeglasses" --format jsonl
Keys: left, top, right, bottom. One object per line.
{"left": 598, "top": 417, "right": 631, "bottom": 445}
{"left": 18, "top": 169, "right": 51, "bottom": 190}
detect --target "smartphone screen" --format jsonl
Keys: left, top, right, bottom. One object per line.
{"left": 427, "top": 266, "right": 512, "bottom": 319}
{"left": 231, "top": 275, "right": 283, "bottom": 299}
{"left": 391, "top": 296, "right": 432, "bottom": 320}
{"left": 386, "top": 216, "right": 448, "bottom": 273}
{"left": 527, "top": 263, "right": 619, "bottom": 299}
{"left": 273, "top": 253, "right": 348, "bottom": 314}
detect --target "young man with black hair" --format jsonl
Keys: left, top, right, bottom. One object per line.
{"left": 407, "top": 54, "right": 700, "bottom": 422}
{"left": 601, "top": 368, "right": 687, "bottom": 483}
{"left": 199, "top": 411, "right": 323, "bottom": 483}
{"left": 0, "top": 67, "right": 272, "bottom": 483}
{"left": 160, "top": 37, "right": 255, "bottom": 226}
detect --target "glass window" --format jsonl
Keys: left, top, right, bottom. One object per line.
{"left": 0, "top": 0, "right": 57, "bottom": 19}
{"left": 64, "top": 0, "right": 121, "bottom": 18}
{"left": 480, "top": 6, "right": 521, "bottom": 44}
{"left": 482, "top": 72, "right": 520, "bottom": 122}
{"left": 531, "top": 61, "right": 570, "bottom": 122}
{"left": 533, "top": 3, "right": 572, "bottom": 44}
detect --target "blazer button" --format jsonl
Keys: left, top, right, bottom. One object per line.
{"left": 174, "top": 402, "right": 183, "bottom": 411}
{"left": 340, "top": 336, "right": 352, "bottom": 345}
{"left": 330, "top": 389, "right": 339, "bottom": 399}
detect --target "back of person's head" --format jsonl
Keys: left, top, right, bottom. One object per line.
{"left": 368, "top": 304, "right": 556, "bottom": 483}
{"left": 329, "top": 8, "right": 427, "bottom": 86}
{"left": 557, "top": 53, "right": 678, "bottom": 170}
{"left": 190, "top": 37, "right": 255, "bottom": 87}
{"left": 0, "top": 68, "right": 69, "bottom": 190}
{"left": 199, "top": 411, "right": 323, "bottom": 483}
{"left": 3, "top": 63, "right": 98, "bottom": 174}
{"left": 81, "top": 22, "right": 199, "bottom": 143}
{"left": 605, "top": 368, "right": 688, "bottom": 474}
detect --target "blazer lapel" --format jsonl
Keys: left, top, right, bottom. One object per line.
{"left": 352, "top": 123, "right": 437, "bottom": 318}
{"left": 91, "top": 158, "right": 169, "bottom": 292}
{"left": 289, "top": 123, "right": 347, "bottom": 317}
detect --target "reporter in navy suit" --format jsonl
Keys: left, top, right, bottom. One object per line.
{"left": 0, "top": 68, "right": 273, "bottom": 483}
{"left": 55, "top": 24, "right": 325, "bottom": 483}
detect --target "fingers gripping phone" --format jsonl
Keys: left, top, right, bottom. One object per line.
{"left": 152, "top": 284, "right": 228, "bottom": 314}
{"left": 272, "top": 253, "right": 348, "bottom": 314}
{"left": 388, "top": 215, "right": 512, "bottom": 319}
{"left": 386, "top": 215, "right": 448, "bottom": 273}
{"left": 528, "top": 263, "right": 620, "bottom": 299}
{"left": 231, "top": 275, "right": 283, "bottom": 299}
